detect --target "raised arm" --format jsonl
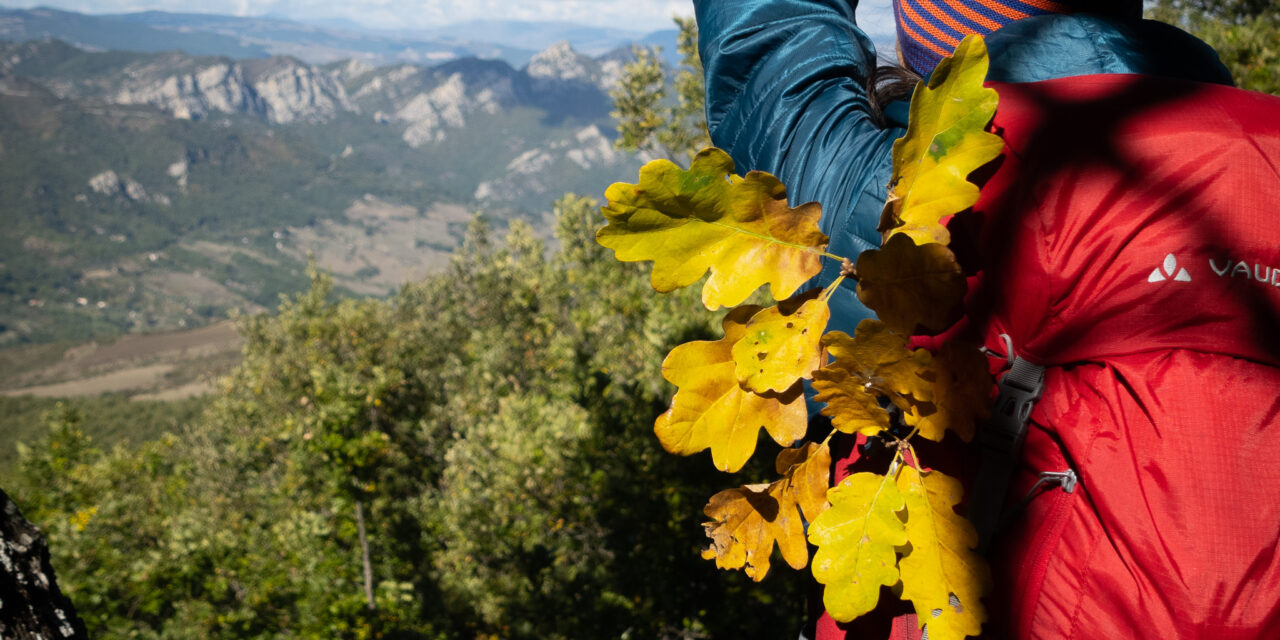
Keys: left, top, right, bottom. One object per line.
{"left": 694, "top": 0, "right": 903, "bottom": 330}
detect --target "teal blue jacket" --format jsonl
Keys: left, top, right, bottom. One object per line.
{"left": 693, "top": 0, "right": 1231, "bottom": 338}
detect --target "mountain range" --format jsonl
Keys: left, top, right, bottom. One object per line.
{"left": 0, "top": 3, "right": 896, "bottom": 353}
{"left": 0, "top": 32, "right": 643, "bottom": 348}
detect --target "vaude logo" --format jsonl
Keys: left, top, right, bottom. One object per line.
{"left": 1149, "top": 254, "right": 1191, "bottom": 283}
{"left": 1151, "top": 254, "right": 1280, "bottom": 288}
{"left": 1210, "top": 258, "right": 1280, "bottom": 287}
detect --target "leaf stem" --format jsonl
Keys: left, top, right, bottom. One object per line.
{"left": 821, "top": 275, "right": 847, "bottom": 303}
{"left": 885, "top": 449, "right": 905, "bottom": 481}
{"left": 819, "top": 429, "right": 837, "bottom": 450}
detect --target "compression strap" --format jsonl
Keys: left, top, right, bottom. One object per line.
{"left": 967, "top": 352, "right": 1046, "bottom": 554}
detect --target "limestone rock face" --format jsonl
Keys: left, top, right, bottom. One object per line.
{"left": 394, "top": 69, "right": 509, "bottom": 147}
{"left": 0, "top": 488, "right": 89, "bottom": 640}
{"left": 111, "top": 55, "right": 351, "bottom": 124}
{"left": 525, "top": 41, "right": 595, "bottom": 83}
{"left": 114, "top": 60, "right": 263, "bottom": 120}
{"left": 88, "top": 170, "right": 153, "bottom": 202}
{"left": 473, "top": 124, "right": 629, "bottom": 204}
{"left": 245, "top": 58, "right": 353, "bottom": 124}
{"left": 565, "top": 125, "right": 622, "bottom": 169}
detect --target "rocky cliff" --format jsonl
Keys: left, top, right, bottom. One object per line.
{"left": 0, "top": 38, "right": 632, "bottom": 146}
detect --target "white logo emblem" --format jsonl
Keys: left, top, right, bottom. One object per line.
{"left": 1149, "top": 254, "right": 1191, "bottom": 283}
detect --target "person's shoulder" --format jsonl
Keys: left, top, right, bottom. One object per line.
{"left": 985, "top": 14, "right": 1233, "bottom": 87}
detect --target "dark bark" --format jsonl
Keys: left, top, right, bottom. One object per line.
{"left": 0, "top": 488, "right": 88, "bottom": 640}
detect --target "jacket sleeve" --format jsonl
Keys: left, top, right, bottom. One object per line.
{"left": 694, "top": 0, "right": 902, "bottom": 335}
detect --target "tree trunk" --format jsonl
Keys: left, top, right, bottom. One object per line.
{"left": 355, "top": 496, "right": 375, "bottom": 610}
{"left": 0, "top": 488, "right": 89, "bottom": 639}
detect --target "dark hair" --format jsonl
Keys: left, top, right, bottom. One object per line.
{"left": 867, "top": 63, "right": 921, "bottom": 128}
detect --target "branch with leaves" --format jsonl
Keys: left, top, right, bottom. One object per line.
{"left": 597, "top": 35, "right": 1002, "bottom": 640}
{"left": 610, "top": 16, "right": 711, "bottom": 165}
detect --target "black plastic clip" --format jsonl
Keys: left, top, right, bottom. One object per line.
{"left": 977, "top": 356, "right": 1045, "bottom": 460}
{"left": 969, "top": 349, "right": 1047, "bottom": 554}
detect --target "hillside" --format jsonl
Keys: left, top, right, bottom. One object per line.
{"left": 0, "top": 37, "right": 643, "bottom": 348}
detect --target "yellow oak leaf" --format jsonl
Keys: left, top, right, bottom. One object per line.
{"left": 598, "top": 147, "right": 829, "bottom": 310}
{"left": 774, "top": 442, "right": 832, "bottom": 522}
{"left": 878, "top": 35, "right": 1003, "bottom": 245}
{"left": 702, "top": 444, "right": 833, "bottom": 581}
{"left": 821, "top": 320, "right": 933, "bottom": 415}
{"left": 856, "top": 233, "right": 966, "bottom": 335}
{"left": 897, "top": 465, "right": 990, "bottom": 640}
{"left": 808, "top": 472, "right": 908, "bottom": 622}
{"left": 910, "top": 342, "right": 993, "bottom": 443}
{"left": 732, "top": 289, "right": 830, "bottom": 394}
{"left": 811, "top": 367, "right": 891, "bottom": 436}
{"left": 655, "top": 305, "right": 807, "bottom": 473}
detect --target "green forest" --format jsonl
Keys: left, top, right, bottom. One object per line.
{"left": 4, "top": 5, "right": 1277, "bottom": 640}
{"left": 10, "top": 198, "right": 813, "bottom": 638}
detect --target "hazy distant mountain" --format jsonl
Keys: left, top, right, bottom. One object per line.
{"left": 417, "top": 20, "right": 647, "bottom": 56}
{"left": 0, "top": 6, "right": 269, "bottom": 57}
{"left": 0, "top": 5, "right": 679, "bottom": 67}
{"left": 0, "top": 37, "right": 643, "bottom": 347}
{"left": 105, "top": 9, "right": 533, "bottom": 66}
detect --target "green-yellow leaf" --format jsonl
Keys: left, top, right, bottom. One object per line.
{"left": 897, "top": 465, "right": 990, "bottom": 640}
{"left": 598, "top": 147, "right": 830, "bottom": 309}
{"left": 808, "top": 472, "right": 907, "bottom": 622}
{"left": 878, "top": 35, "right": 1003, "bottom": 245}
{"left": 655, "top": 305, "right": 808, "bottom": 472}
{"left": 856, "top": 233, "right": 966, "bottom": 335}
{"left": 732, "top": 289, "right": 830, "bottom": 394}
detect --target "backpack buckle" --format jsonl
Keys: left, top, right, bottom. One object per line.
{"left": 977, "top": 356, "right": 1045, "bottom": 459}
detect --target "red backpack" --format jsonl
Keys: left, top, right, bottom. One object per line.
{"left": 817, "top": 74, "right": 1280, "bottom": 640}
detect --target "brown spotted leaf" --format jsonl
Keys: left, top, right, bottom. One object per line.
{"left": 732, "top": 289, "right": 830, "bottom": 394}
{"left": 775, "top": 442, "right": 833, "bottom": 522}
{"left": 821, "top": 320, "right": 934, "bottom": 415}
{"left": 655, "top": 306, "right": 807, "bottom": 473}
{"left": 909, "top": 342, "right": 993, "bottom": 443}
{"left": 702, "top": 444, "right": 833, "bottom": 581}
{"left": 897, "top": 465, "right": 990, "bottom": 640}
{"left": 598, "top": 147, "right": 829, "bottom": 310}
{"left": 701, "top": 482, "right": 808, "bottom": 581}
{"left": 812, "top": 367, "right": 891, "bottom": 436}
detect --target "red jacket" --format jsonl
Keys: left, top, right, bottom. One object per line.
{"left": 819, "top": 74, "right": 1280, "bottom": 639}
